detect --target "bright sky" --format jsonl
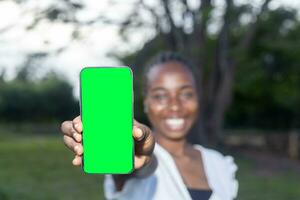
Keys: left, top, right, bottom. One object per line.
{"left": 0, "top": 0, "right": 299, "bottom": 96}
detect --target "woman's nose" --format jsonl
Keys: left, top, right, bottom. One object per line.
{"left": 169, "top": 97, "right": 180, "bottom": 111}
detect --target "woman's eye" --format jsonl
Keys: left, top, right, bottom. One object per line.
{"left": 180, "top": 92, "right": 194, "bottom": 99}
{"left": 152, "top": 94, "right": 167, "bottom": 101}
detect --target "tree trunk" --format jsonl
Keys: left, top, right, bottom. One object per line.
{"left": 193, "top": 0, "right": 273, "bottom": 146}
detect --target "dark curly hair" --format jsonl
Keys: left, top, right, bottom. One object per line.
{"left": 142, "top": 51, "right": 200, "bottom": 97}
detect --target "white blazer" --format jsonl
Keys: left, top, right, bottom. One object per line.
{"left": 104, "top": 144, "right": 238, "bottom": 200}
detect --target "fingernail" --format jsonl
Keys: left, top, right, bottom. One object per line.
{"left": 72, "top": 158, "right": 78, "bottom": 165}
{"left": 74, "top": 145, "right": 79, "bottom": 153}
{"left": 137, "top": 128, "right": 144, "bottom": 141}
{"left": 73, "top": 132, "right": 77, "bottom": 139}
{"left": 76, "top": 134, "right": 81, "bottom": 141}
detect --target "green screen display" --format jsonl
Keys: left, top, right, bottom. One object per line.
{"left": 80, "top": 67, "right": 134, "bottom": 174}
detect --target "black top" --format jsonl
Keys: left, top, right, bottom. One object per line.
{"left": 187, "top": 188, "right": 212, "bottom": 200}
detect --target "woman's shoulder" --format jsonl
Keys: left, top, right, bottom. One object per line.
{"left": 193, "top": 144, "right": 239, "bottom": 199}
{"left": 193, "top": 144, "right": 237, "bottom": 168}
{"left": 193, "top": 144, "right": 238, "bottom": 178}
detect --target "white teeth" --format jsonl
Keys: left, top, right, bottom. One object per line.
{"left": 165, "top": 118, "right": 185, "bottom": 130}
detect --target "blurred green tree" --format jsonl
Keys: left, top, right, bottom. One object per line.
{"left": 0, "top": 64, "right": 78, "bottom": 122}
{"left": 2, "top": 0, "right": 299, "bottom": 145}
{"left": 106, "top": 0, "right": 280, "bottom": 145}
{"left": 226, "top": 8, "right": 300, "bottom": 130}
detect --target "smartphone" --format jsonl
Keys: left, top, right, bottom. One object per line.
{"left": 80, "top": 67, "right": 134, "bottom": 174}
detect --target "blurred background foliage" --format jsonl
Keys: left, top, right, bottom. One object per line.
{"left": 226, "top": 7, "right": 300, "bottom": 130}
{"left": 0, "top": 0, "right": 299, "bottom": 138}
{"left": 113, "top": 3, "right": 300, "bottom": 144}
{"left": 0, "top": 0, "right": 300, "bottom": 199}
{"left": 0, "top": 65, "right": 78, "bottom": 122}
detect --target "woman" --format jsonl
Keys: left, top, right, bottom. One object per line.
{"left": 61, "top": 52, "right": 238, "bottom": 200}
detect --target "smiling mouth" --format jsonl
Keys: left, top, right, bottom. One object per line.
{"left": 165, "top": 118, "right": 185, "bottom": 131}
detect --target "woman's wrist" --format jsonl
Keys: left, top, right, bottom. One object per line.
{"left": 112, "top": 154, "right": 157, "bottom": 191}
{"left": 133, "top": 155, "right": 157, "bottom": 178}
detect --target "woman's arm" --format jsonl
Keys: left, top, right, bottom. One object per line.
{"left": 60, "top": 116, "right": 156, "bottom": 191}
{"left": 112, "top": 154, "right": 158, "bottom": 191}
{"left": 112, "top": 120, "right": 157, "bottom": 191}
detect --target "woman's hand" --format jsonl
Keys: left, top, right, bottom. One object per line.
{"left": 60, "top": 116, "right": 155, "bottom": 170}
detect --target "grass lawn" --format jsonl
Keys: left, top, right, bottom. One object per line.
{"left": 236, "top": 153, "right": 300, "bottom": 200}
{"left": 0, "top": 132, "right": 104, "bottom": 200}
{"left": 0, "top": 131, "right": 300, "bottom": 200}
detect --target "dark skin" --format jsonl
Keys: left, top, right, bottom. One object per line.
{"left": 61, "top": 61, "right": 210, "bottom": 191}
{"left": 145, "top": 61, "right": 209, "bottom": 189}
{"left": 60, "top": 118, "right": 155, "bottom": 190}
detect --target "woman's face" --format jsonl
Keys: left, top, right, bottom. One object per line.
{"left": 144, "top": 61, "right": 199, "bottom": 141}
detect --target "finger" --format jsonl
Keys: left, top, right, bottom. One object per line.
{"left": 73, "top": 132, "right": 82, "bottom": 143}
{"left": 72, "top": 155, "right": 82, "bottom": 166}
{"left": 134, "top": 155, "right": 150, "bottom": 170}
{"left": 61, "top": 121, "right": 73, "bottom": 136}
{"left": 133, "top": 121, "right": 155, "bottom": 156}
{"left": 63, "top": 135, "right": 83, "bottom": 155}
{"left": 133, "top": 126, "right": 144, "bottom": 141}
{"left": 133, "top": 120, "right": 149, "bottom": 142}
{"left": 72, "top": 116, "right": 83, "bottom": 133}
{"left": 61, "top": 120, "right": 82, "bottom": 142}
